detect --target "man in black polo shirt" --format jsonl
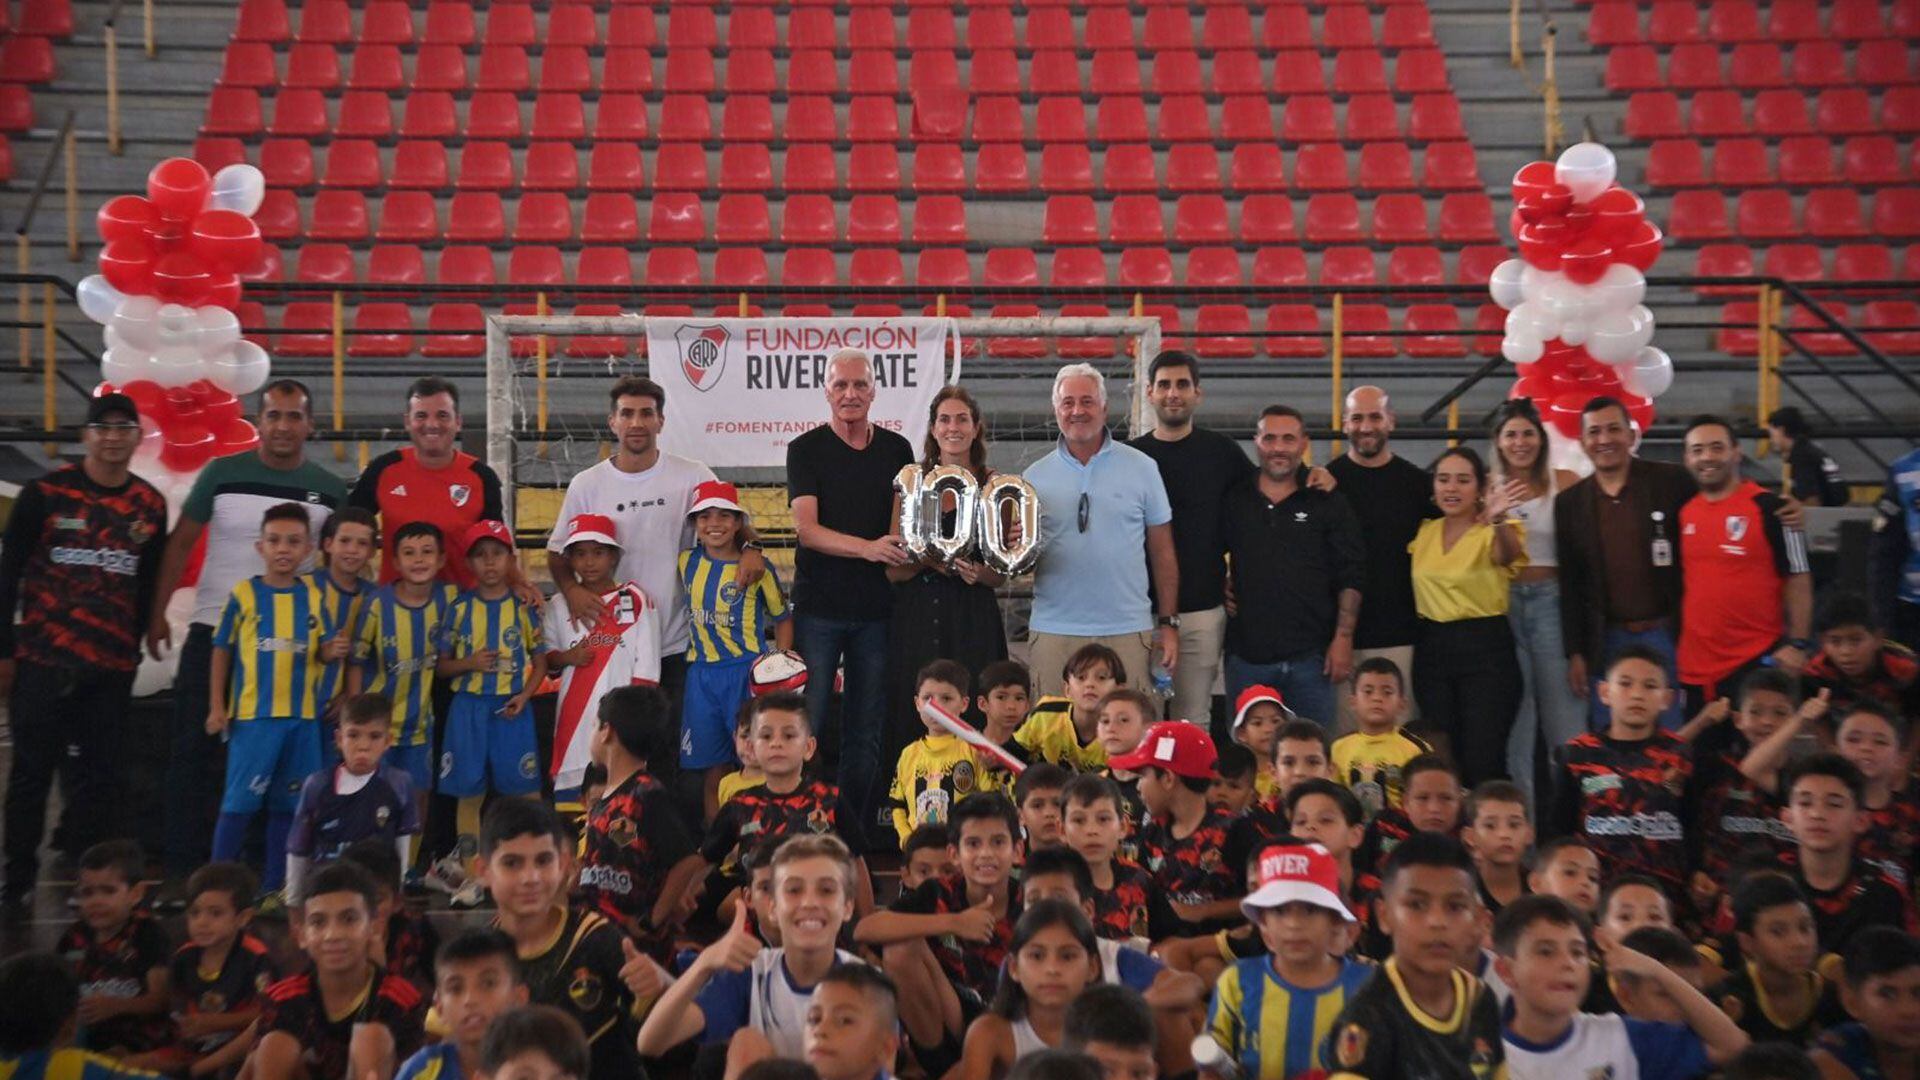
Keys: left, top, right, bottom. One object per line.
{"left": 1127, "top": 351, "right": 1255, "bottom": 729}
{"left": 1221, "top": 405, "right": 1366, "bottom": 729}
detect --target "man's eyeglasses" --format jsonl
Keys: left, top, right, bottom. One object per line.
{"left": 1078, "top": 492, "right": 1090, "bottom": 533}
{"left": 85, "top": 421, "right": 142, "bottom": 434}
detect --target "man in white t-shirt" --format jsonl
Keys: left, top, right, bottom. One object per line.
{"left": 545, "top": 377, "right": 765, "bottom": 735}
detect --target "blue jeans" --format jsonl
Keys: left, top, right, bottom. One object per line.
{"left": 1224, "top": 651, "right": 1336, "bottom": 732}
{"left": 1506, "top": 579, "right": 1588, "bottom": 806}
{"left": 164, "top": 624, "right": 226, "bottom": 879}
{"left": 1588, "top": 622, "right": 1685, "bottom": 732}
{"left": 796, "top": 612, "right": 889, "bottom": 849}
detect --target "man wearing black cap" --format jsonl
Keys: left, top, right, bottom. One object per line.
{"left": 0, "top": 393, "right": 167, "bottom": 916}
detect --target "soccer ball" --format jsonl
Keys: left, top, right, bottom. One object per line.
{"left": 749, "top": 650, "right": 809, "bottom": 696}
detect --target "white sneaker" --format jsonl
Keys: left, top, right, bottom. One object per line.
{"left": 448, "top": 879, "right": 489, "bottom": 910}
{"left": 422, "top": 852, "right": 468, "bottom": 896}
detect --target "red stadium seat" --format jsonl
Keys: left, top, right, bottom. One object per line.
{"left": 850, "top": 249, "right": 905, "bottom": 289}
{"left": 1333, "top": 49, "right": 1389, "bottom": 95}
{"left": 1707, "top": 0, "right": 1761, "bottom": 42}
{"left": 1373, "top": 195, "right": 1432, "bottom": 243}
{"left": 261, "top": 140, "right": 315, "bottom": 189}
{"left": 1294, "top": 144, "right": 1351, "bottom": 191}
{"left": 1205, "top": 6, "right": 1256, "bottom": 50}
{"left": 1249, "top": 247, "right": 1307, "bottom": 287}
{"left": 1765, "top": 244, "right": 1826, "bottom": 281}
{"left": 277, "top": 304, "right": 337, "bottom": 357}
{"left": 1405, "top": 306, "right": 1468, "bottom": 357}
{"left": 1109, "top": 196, "right": 1166, "bottom": 245}
{"left": 1856, "top": 41, "right": 1916, "bottom": 87}
{"left": 848, "top": 196, "right": 903, "bottom": 245}
{"left": 1166, "top": 146, "right": 1222, "bottom": 193}
{"left": 848, "top": 146, "right": 901, "bottom": 193}
{"left": 1102, "top": 145, "right": 1157, "bottom": 193}
{"left": 1458, "top": 246, "right": 1511, "bottom": 286}
{"left": 1788, "top": 303, "right": 1854, "bottom": 356}
{"left": 1845, "top": 137, "right": 1909, "bottom": 184}
{"left": 973, "top": 145, "right": 1029, "bottom": 193}
{"left": 192, "top": 137, "right": 244, "bottom": 171}
{"left": 1345, "top": 96, "right": 1402, "bottom": 143}
{"left": 1388, "top": 246, "right": 1447, "bottom": 287}
{"left": 1689, "top": 91, "right": 1748, "bottom": 136}
{"left": 423, "top": 1, "right": 474, "bottom": 45}
{"left": 658, "top": 95, "right": 711, "bottom": 142}
{"left": 1044, "top": 196, "right": 1099, "bottom": 245}
{"left": 234, "top": 0, "right": 290, "bottom": 43}
{"left": 719, "top": 145, "right": 772, "bottom": 192}
{"left": 435, "top": 245, "right": 497, "bottom": 288}
{"left": 647, "top": 194, "right": 704, "bottom": 244}
{"left": 776, "top": 196, "right": 832, "bottom": 245}
{"left": 783, "top": 50, "right": 835, "bottom": 95}
{"left": 1219, "top": 97, "right": 1275, "bottom": 144}
{"left": 728, "top": 7, "right": 775, "bottom": 48}
{"left": 325, "top": 141, "right": 388, "bottom": 190}
{"left": 456, "top": 142, "right": 515, "bottom": 191}
{"left": 1712, "top": 139, "right": 1774, "bottom": 187}
{"left": 309, "top": 191, "right": 369, "bottom": 242}
{"left": 1185, "top": 248, "right": 1243, "bottom": 287}
{"left": 1242, "top": 197, "right": 1297, "bottom": 243}
{"left": 1833, "top": 0, "right": 1893, "bottom": 39}
{"left": 1790, "top": 43, "right": 1852, "bottom": 89}
{"left": 410, "top": 45, "right": 468, "bottom": 92}
{"left": 507, "top": 247, "right": 566, "bottom": 287}
{"left": 1768, "top": 0, "right": 1824, "bottom": 41}
{"left": 1422, "top": 144, "right": 1483, "bottom": 191}
{"left": 1695, "top": 244, "right": 1756, "bottom": 282}
{"left": 1230, "top": 145, "right": 1287, "bottom": 193}
{"left": 1410, "top": 95, "right": 1466, "bottom": 141}
{"left": 294, "top": 243, "right": 355, "bottom": 285}
{"left": 587, "top": 97, "right": 646, "bottom": 144}
{"left": 1157, "top": 96, "right": 1215, "bottom": 143}
{"left": 1264, "top": 7, "right": 1312, "bottom": 50}
{"left": 1668, "top": 190, "right": 1732, "bottom": 241}
{"left": 1872, "top": 189, "right": 1920, "bottom": 237}
{"left": 1751, "top": 90, "right": 1812, "bottom": 135}
{"left": 1716, "top": 302, "right": 1760, "bottom": 356}
{"left": 577, "top": 248, "right": 634, "bottom": 289}
{"left": 1320, "top": 248, "right": 1378, "bottom": 287}
{"left": 965, "top": 8, "right": 1011, "bottom": 50}
{"left": 1728, "top": 43, "right": 1788, "bottom": 90}
{"left": 771, "top": 249, "right": 829, "bottom": 289}
{"left": 1050, "top": 249, "right": 1108, "bottom": 287}
{"left": 645, "top": 248, "right": 701, "bottom": 287}
{"left": 1174, "top": 195, "right": 1232, "bottom": 245}
{"left": 1035, "top": 98, "right": 1089, "bottom": 145}
{"left": 1735, "top": 190, "right": 1798, "bottom": 239}
{"left": 1096, "top": 98, "right": 1150, "bottom": 143}
{"left": 914, "top": 145, "right": 967, "bottom": 194}
{"left": 1588, "top": 2, "right": 1642, "bottom": 46}
{"left": 785, "top": 97, "right": 838, "bottom": 143}
{"left": 1834, "top": 244, "right": 1895, "bottom": 282}
{"left": 1360, "top": 144, "right": 1417, "bottom": 190}
{"left": 1606, "top": 46, "right": 1664, "bottom": 92}
{"left": 1028, "top": 50, "right": 1081, "bottom": 96}
{"left": 908, "top": 197, "right": 965, "bottom": 245}
{"left": 253, "top": 190, "right": 300, "bottom": 240}
{"left": 423, "top": 306, "right": 485, "bottom": 358}
{"left": 849, "top": 9, "right": 894, "bottom": 49}
{"left": 1669, "top": 43, "right": 1728, "bottom": 90}
{"left": 466, "top": 93, "right": 523, "bottom": 140}
{"left": 1153, "top": 51, "right": 1205, "bottom": 96}
{"left": 607, "top": 8, "right": 656, "bottom": 48}
{"left": 1645, "top": 141, "right": 1708, "bottom": 187}
{"left": 972, "top": 97, "right": 1026, "bottom": 143}
{"left": 1438, "top": 194, "right": 1498, "bottom": 242}
{"left": 1211, "top": 51, "right": 1265, "bottom": 97}
{"left": 1779, "top": 138, "right": 1838, "bottom": 186}
{"left": 1194, "top": 306, "right": 1256, "bottom": 359}
{"left": 264, "top": 89, "right": 325, "bottom": 137}
{"left": 1394, "top": 50, "right": 1451, "bottom": 94}
{"left": 1119, "top": 249, "right": 1175, "bottom": 288}
{"left": 1265, "top": 305, "right": 1325, "bottom": 358}
{"left": 1818, "top": 89, "right": 1883, "bottom": 136}
{"left": 396, "top": 92, "right": 455, "bottom": 140}
{"left": 376, "top": 193, "right": 439, "bottom": 242}
{"left": 1305, "top": 194, "right": 1364, "bottom": 243}
{"left": 1041, "top": 145, "right": 1095, "bottom": 193}
{"left": 721, "top": 97, "right": 773, "bottom": 143}
{"left": 654, "top": 144, "right": 709, "bottom": 192}
{"left": 1323, "top": 7, "right": 1376, "bottom": 48}
{"left": 348, "top": 305, "right": 413, "bottom": 359}
{"left": 284, "top": 43, "right": 340, "bottom": 90}
{"left": 1649, "top": 0, "right": 1702, "bottom": 44}
{"left": 444, "top": 193, "right": 506, "bottom": 242}
{"left": 538, "top": 47, "right": 593, "bottom": 94}
{"left": 601, "top": 49, "right": 654, "bottom": 94}
{"left": 1282, "top": 97, "right": 1338, "bottom": 143}
{"left": 547, "top": 4, "right": 598, "bottom": 47}
{"left": 220, "top": 43, "right": 279, "bottom": 88}
{"left": 1272, "top": 50, "right": 1328, "bottom": 96}
{"left": 586, "top": 144, "right": 643, "bottom": 192}
{"left": 1864, "top": 301, "right": 1920, "bottom": 354}
{"left": 713, "top": 249, "right": 769, "bottom": 288}
{"left": 241, "top": 246, "right": 282, "bottom": 283}
{"left": 664, "top": 49, "right": 715, "bottom": 94}
{"left": 366, "top": 245, "right": 425, "bottom": 286}
{"left": 916, "top": 249, "right": 972, "bottom": 289}
{"left": 985, "top": 248, "right": 1041, "bottom": 289}
{"left": 1341, "top": 305, "right": 1397, "bottom": 357}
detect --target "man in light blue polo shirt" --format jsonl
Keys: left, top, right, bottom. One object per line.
{"left": 1023, "top": 363, "right": 1181, "bottom": 706}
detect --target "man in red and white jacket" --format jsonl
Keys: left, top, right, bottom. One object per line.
{"left": 543, "top": 513, "right": 660, "bottom": 795}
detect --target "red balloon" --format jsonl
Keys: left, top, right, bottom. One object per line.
{"left": 120, "top": 379, "right": 165, "bottom": 418}
{"left": 195, "top": 272, "right": 243, "bottom": 311}
{"left": 1511, "top": 160, "right": 1558, "bottom": 205}
{"left": 1510, "top": 374, "right": 1559, "bottom": 402}
{"left": 151, "top": 251, "right": 212, "bottom": 304}
{"left": 188, "top": 209, "right": 262, "bottom": 274}
{"left": 146, "top": 158, "right": 213, "bottom": 220}
{"left": 160, "top": 423, "right": 217, "bottom": 474}
{"left": 1588, "top": 187, "right": 1647, "bottom": 245}
{"left": 1626, "top": 397, "right": 1656, "bottom": 433}
{"left": 99, "top": 238, "right": 158, "bottom": 295}
{"left": 1561, "top": 236, "right": 1615, "bottom": 285}
{"left": 191, "top": 381, "right": 244, "bottom": 427}
{"left": 215, "top": 417, "right": 260, "bottom": 456}
{"left": 96, "top": 195, "right": 158, "bottom": 245}
{"left": 1616, "top": 221, "right": 1665, "bottom": 272}
{"left": 1515, "top": 222, "right": 1564, "bottom": 271}
{"left": 1547, "top": 392, "right": 1590, "bottom": 439}
{"left": 163, "top": 387, "right": 201, "bottom": 424}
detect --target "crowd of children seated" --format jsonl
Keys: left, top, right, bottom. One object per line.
{"left": 6, "top": 497, "right": 1920, "bottom": 1080}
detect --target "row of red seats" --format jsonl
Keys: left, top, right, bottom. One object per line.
{"left": 1671, "top": 188, "right": 1920, "bottom": 240}
{"left": 207, "top": 85, "right": 1470, "bottom": 147}
{"left": 1590, "top": 0, "right": 1919, "bottom": 45}
{"left": 1625, "top": 89, "right": 1920, "bottom": 138}
{"left": 1646, "top": 138, "right": 1920, "bottom": 193}
{"left": 1718, "top": 300, "right": 1920, "bottom": 357}
{"left": 197, "top": 131, "right": 1483, "bottom": 196}
{"left": 0, "top": 0, "right": 70, "bottom": 37}
{"left": 1041, "top": 192, "right": 1498, "bottom": 244}
{"left": 260, "top": 242, "right": 1511, "bottom": 294}
{"left": 229, "top": 1, "right": 1436, "bottom": 52}
{"left": 1694, "top": 241, "right": 1920, "bottom": 280}
{"left": 1605, "top": 40, "right": 1917, "bottom": 91}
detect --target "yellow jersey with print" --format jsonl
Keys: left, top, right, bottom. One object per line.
{"left": 1331, "top": 728, "right": 1436, "bottom": 819}
{"left": 444, "top": 591, "right": 543, "bottom": 697}
{"left": 889, "top": 733, "right": 985, "bottom": 843}
{"left": 1014, "top": 696, "right": 1106, "bottom": 771}
{"left": 214, "top": 576, "right": 336, "bottom": 722}
{"left": 680, "top": 549, "right": 788, "bottom": 663}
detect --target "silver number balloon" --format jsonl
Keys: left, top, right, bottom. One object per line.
{"left": 978, "top": 474, "right": 1041, "bottom": 577}
{"left": 923, "top": 465, "right": 978, "bottom": 565}
{"left": 894, "top": 463, "right": 929, "bottom": 558}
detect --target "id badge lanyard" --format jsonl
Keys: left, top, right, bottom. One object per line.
{"left": 1650, "top": 509, "right": 1673, "bottom": 568}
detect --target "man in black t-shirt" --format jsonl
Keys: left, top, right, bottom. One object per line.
{"left": 1325, "top": 386, "right": 1436, "bottom": 729}
{"left": 1127, "top": 351, "right": 1256, "bottom": 731}
{"left": 1766, "top": 407, "right": 1850, "bottom": 507}
{"left": 786, "top": 349, "right": 916, "bottom": 847}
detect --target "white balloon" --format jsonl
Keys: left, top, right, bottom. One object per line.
{"left": 154, "top": 303, "right": 199, "bottom": 349}
{"left": 209, "top": 339, "right": 271, "bottom": 395}
{"left": 100, "top": 346, "right": 149, "bottom": 386}
{"left": 1591, "top": 264, "right": 1647, "bottom": 315}
{"left": 1503, "top": 334, "right": 1545, "bottom": 366}
{"left": 111, "top": 294, "right": 165, "bottom": 351}
{"left": 207, "top": 164, "right": 266, "bottom": 217}
{"left": 1540, "top": 276, "right": 1594, "bottom": 323}
{"left": 1519, "top": 264, "right": 1550, "bottom": 305}
{"left": 1560, "top": 318, "right": 1591, "bottom": 346}
{"left": 76, "top": 275, "right": 126, "bottom": 324}
{"left": 1555, "top": 141, "right": 1618, "bottom": 204}
{"left": 1620, "top": 346, "right": 1675, "bottom": 398}
{"left": 150, "top": 343, "right": 203, "bottom": 387}
{"left": 1488, "top": 259, "right": 1527, "bottom": 310}
{"left": 1506, "top": 301, "right": 1560, "bottom": 343}
{"left": 191, "top": 305, "right": 242, "bottom": 355}
{"left": 1587, "top": 305, "right": 1654, "bottom": 364}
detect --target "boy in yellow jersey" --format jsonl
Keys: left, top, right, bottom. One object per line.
{"left": 1206, "top": 844, "right": 1374, "bottom": 1080}
{"left": 679, "top": 481, "right": 791, "bottom": 819}
{"left": 209, "top": 503, "right": 343, "bottom": 895}
{"left": 713, "top": 707, "right": 763, "bottom": 813}
{"left": 1016, "top": 643, "right": 1125, "bottom": 771}
{"left": 889, "top": 659, "right": 983, "bottom": 845}
{"left": 312, "top": 507, "right": 378, "bottom": 756}
{"left": 438, "top": 520, "right": 548, "bottom": 902}
{"left": 1330, "top": 657, "right": 1433, "bottom": 821}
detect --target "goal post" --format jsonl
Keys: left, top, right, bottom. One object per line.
{"left": 483, "top": 312, "right": 1164, "bottom": 528}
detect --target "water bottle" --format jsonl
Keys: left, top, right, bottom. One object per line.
{"left": 1149, "top": 656, "right": 1174, "bottom": 701}
{"left": 1191, "top": 1035, "right": 1244, "bottom": 1080}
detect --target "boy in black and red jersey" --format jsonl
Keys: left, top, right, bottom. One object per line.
{"left": 1111, "top": 721, "right": 1243, "bottom": 937}
{"left": 252, "top": 862, "right": 425, "bottom": 1080}
{"left": 857, "top": 793, "right": 1022, "bottom": 1080}
{"left": 1287, "top": 778, "right": 1388, "bottom": 959}
{"left": 1356, "top": 754, "right": 1464, "bottom": 879}
{"left": 697, "top": 692, "right": 874, "bottom": 917}
{"left": 1777, "top": 753, "right": 1915, "bottom": 965}
{"left": 1681, "top": 669, "right": 1802, "bottom": 918}
{"left": 1800, "top": 590, "right": 1920, "bottom": 720}
{"left": 574, "top": 685, "right": 703, "bottom": 954}
{"left": 58, "top": 841, "right": 172, "bottom": 1059}
{"left": 164, "top": 863, "right": 275, "bottom": 1078}
{"left": 1058, "top": 774, "right": 1175, "bottom": 945}
{"left": 1550, "top": 644, "right": 1694, "bottom": 911}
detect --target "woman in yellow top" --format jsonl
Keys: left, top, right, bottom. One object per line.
{"left": 1407, "top": 446, "right": 1528, "bottom": 788}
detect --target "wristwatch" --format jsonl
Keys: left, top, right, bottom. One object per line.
{"left": 742, "top": 539, "right": 765, "bottom": 552}
{"left": 1157, "top": 615, "right": 1182, "bottom": 629}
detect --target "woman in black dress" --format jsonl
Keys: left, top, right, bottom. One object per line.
{"left": 883, "top": 386, "right": 1010, "bottom": 761}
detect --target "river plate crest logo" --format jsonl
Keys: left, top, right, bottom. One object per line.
{"left": 676, "top": 324, "right": 730, "bottom": 392}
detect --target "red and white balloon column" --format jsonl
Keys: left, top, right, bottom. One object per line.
{"left": 73, "top": 157, "right": 275, "bottom": 692}
{"left": 1488, "top": 142, "right": 1671, "bottom": 472}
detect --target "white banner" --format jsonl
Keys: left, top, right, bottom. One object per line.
{"left": 649, "top": 317, "right": 956, "bottom": 468}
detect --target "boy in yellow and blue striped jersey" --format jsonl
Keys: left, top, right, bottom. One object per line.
{"left": 208, "top": 503, "right": 345, "bottom": 894}
{"left": 393, "top": 929, "right": 528, "bottom": 1080}
{"left": 348, "top": 521, "right": 455, "bottom": 820}
{"left": 679, "top": 481, "right": 790, "bottom": 816}
{"left": 310, "top": 507, "right": 378, "bottom": 761}
{"left": 438, "top": 521, "right": 548, "bottom": 877}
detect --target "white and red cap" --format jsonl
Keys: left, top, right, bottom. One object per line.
{"left": 460, "top": 519, "right": 514, "bottom": 555}
{"left": 1108, "top": 720, "right": 1217, "bottom": 779}
{"left": 1232, "top": 684, "right": 1295, "bottom": 731}
{"left": 563, "top": 512, "right": 622, "bottom": 550}
{"left": 1241, "top": 843, "right": 1355, "bottom": 923}
{"left": 688, "top": 480, "right": 749, "bottom": 520}
{"left": 749, "top": 650, "right": 809, "bottom": 696}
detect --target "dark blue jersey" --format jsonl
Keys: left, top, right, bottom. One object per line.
{"left": 287, "top": 764, "right": 419, "bottom": 862}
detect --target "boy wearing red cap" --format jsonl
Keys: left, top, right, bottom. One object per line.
{"left": 1206, "top": 844, "right": 1376, "bottom": 1079}
{"left": 1113, "top": 721, "right": 1243, "bottom": 934}
{"left": 1230, "top": 685, "right": 1292, "bottom": 801}
{"left": 437, "top": 519, "right": 548, "bottom": 901}
{"left": 680, "top": 480, "right": 791, "bottom": 817}
{"left": 543, "top": 513, "right": 661, "bottom": 801}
